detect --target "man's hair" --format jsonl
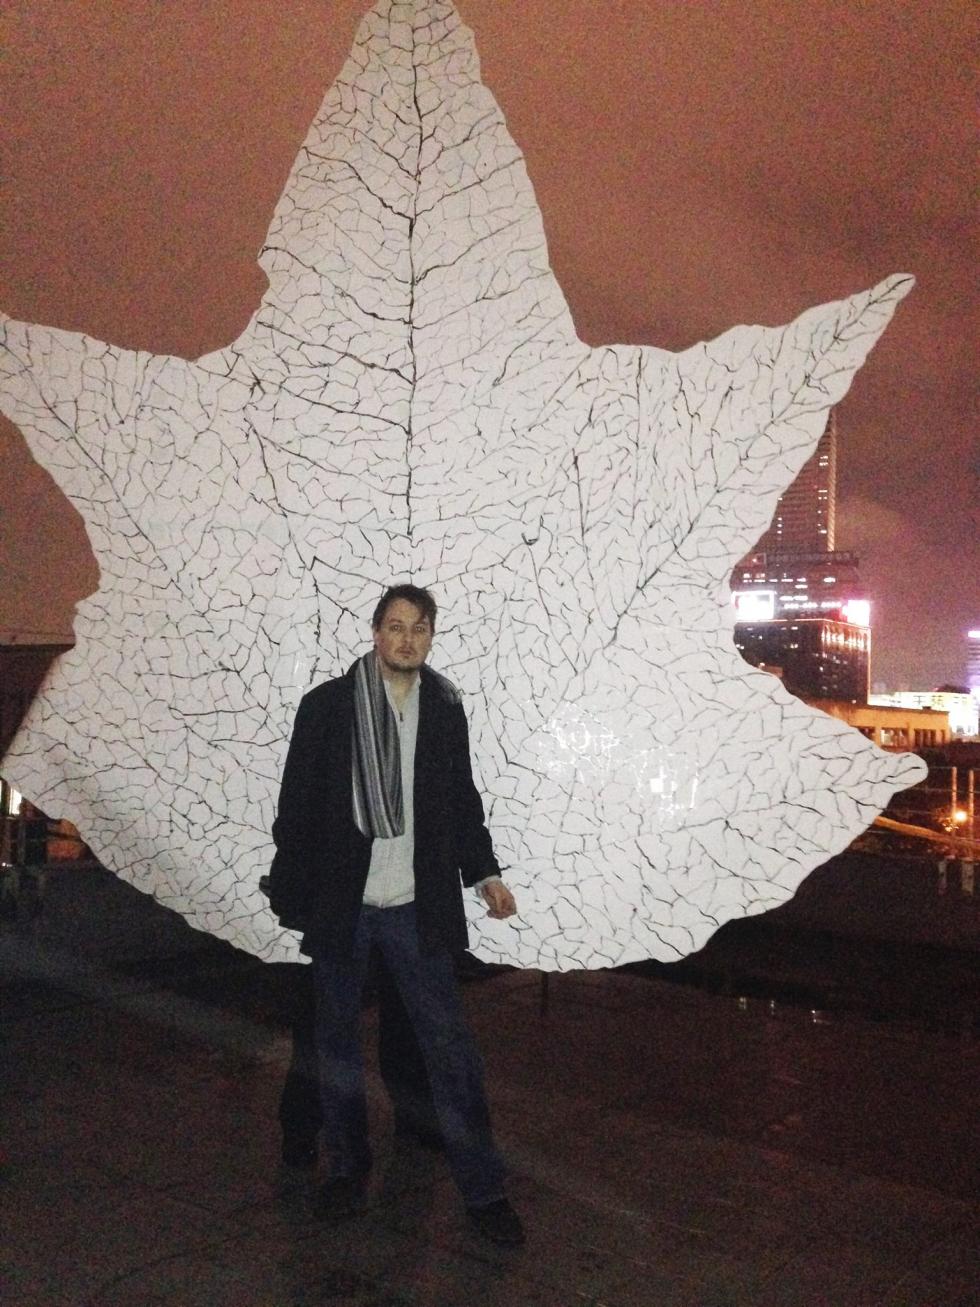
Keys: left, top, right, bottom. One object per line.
{"left": 372, "top": 584, "right": 437, "bottom": 631}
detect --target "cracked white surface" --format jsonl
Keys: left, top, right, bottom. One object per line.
{"left": 0, "top": 0, "right": 924, "bottom": 968}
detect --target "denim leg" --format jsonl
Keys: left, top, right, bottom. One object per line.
{"left": 376, "top": 955, "right": 439, "bottom": 1138}
{"left": 311, "top": 920, "right": 373, "bottom": 1180}
{"left": 375, "top": 904, "right": 506, "bottom": 1207}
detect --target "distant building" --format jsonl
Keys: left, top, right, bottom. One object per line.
{"left": 811, "top": 699, "right": 950, "bottom": 750}
{"left": 731, "top": 549, "right": 867, "bottom": 625}
{"left": 734, "top": 617, "right": 870, "bottom": 703}
{"left": 752, "top": 410, "right": 837, "bottom": 553}
{"left": 731, "top": 411, "right": 876, "bottom": 704}
{"left": 967, "top": 629, "right": 980, "bottom": 700}
{"left": 869, "top": 690, "right": 978, "bottom": 739}
{"left": 0, "top": 642, "right": 72, "bottom": 758}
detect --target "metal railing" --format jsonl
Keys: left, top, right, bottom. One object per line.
{"left": 882, "top": 764, "right": 977, "bottom": 842}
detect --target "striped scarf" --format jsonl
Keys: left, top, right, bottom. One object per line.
{"left": 352, "top": 651, "right": 403, "bottom": 838}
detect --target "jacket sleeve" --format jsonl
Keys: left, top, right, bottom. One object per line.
{"left": 447, "top": 700, "right": 502, "bottom": 887}
{"left": 267, "top": 692, "right": 321, "bottom": 930}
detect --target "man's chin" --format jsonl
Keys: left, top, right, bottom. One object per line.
{"left": 381, "top": 656, "right": 424, "bottom": 674}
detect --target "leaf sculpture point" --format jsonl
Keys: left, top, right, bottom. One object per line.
{"left": 0, "top": 0, "right": 925, "bottom": 969}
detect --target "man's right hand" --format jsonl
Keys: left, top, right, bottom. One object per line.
{"left": 480, "top": 880, "right": 517, "bottom": 920}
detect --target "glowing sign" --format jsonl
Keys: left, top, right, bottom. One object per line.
{"left": 842, "top": 599, "right": 871, "bottom": 628}
{"left": 733, "top": 590, "right": 776, "bottom": 621}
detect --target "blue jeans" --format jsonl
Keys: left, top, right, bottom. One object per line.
{"left": 311, "top": 903, "right": 506, "bottom": 1207}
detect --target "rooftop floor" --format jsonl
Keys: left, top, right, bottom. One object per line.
{"left": 2, "top": 869, "right": 978, "bottom": 1306}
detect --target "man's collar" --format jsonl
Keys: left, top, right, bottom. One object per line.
{"left": 383, "top": 672, "right": 420, "bottom": 695}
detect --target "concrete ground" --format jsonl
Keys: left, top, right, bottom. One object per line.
{"left": 1, "top": 869, "right": 978, "bottom": 1307}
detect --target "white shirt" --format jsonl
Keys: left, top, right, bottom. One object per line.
{"left": 360, "top": 673, "right": 502, "bottom": 909}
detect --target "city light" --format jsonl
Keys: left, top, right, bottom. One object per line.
{"left": 733, "top": 590, "right": 775, "bottom": 621}
{"left": 842, "top": 599, "right": 871, "bottom": 628}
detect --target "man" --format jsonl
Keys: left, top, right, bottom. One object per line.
{"left": 268, "top": 584, "right": 524, "bottom": 1246}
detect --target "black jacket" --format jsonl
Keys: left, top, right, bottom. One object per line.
{"left": 267, "top": 662, "right": 500, "bottom": 956}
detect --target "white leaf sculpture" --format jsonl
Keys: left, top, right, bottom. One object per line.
{"left": 0, "top": 0, "right": 924, "bottom": 968}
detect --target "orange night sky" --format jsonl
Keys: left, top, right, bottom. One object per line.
{"left": 1, "top": 0, "right": 975, "bottom": 686}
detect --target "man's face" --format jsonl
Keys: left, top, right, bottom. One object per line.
{"left": 373, "top": 598, "right": 433, "bottom": 676}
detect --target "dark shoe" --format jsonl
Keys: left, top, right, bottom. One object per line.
{"left": 281, "top": 1137, "right": 318, "bottom": 1168}
{"left": 393, "top": 1115, "right": 444, "bottom": 1153}
{"left": 312, "top": 1173, "right": 369, "bottom": 1223}
{"left": 467, "top": 1197, "right": 525, "bottom": 1247}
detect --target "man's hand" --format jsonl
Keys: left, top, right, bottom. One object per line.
{"left": 480, "top": 879, "right": 517, "bottom": 919}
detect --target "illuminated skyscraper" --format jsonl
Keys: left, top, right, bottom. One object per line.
{"left": 754, "top": 410, "right": 837, "bottom": 553}
{"left": 734, "top": 619, "right": 870, "bottom": 702}
{"left": 731, "top": 410, "right": 871, "bottom": 704}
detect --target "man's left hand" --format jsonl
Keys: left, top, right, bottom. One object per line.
{"left": 480, "top": 880, "right": 517, "bottom": 919}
